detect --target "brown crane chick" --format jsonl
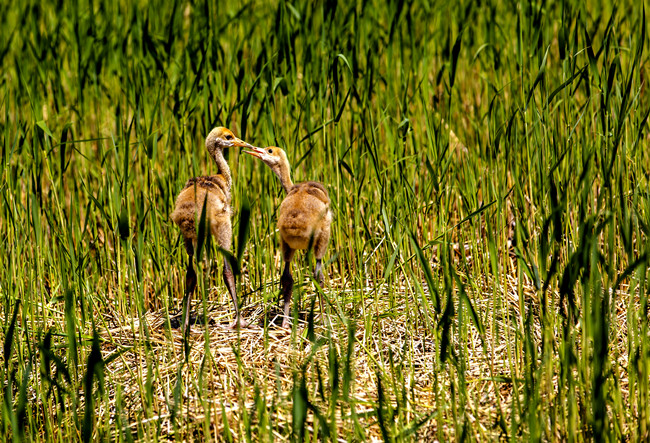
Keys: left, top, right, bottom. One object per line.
{"left": 244, "top": 146, "right": 332, "bottom": 328}
{"left": 171, "top": 127, "right": 254, "bottom": 331}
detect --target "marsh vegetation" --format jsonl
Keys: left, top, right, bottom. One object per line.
{"left": 1, "top": 0, "right": 649, "bottom": 440}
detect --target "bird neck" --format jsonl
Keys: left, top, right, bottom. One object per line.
{"left": 274, "top": 161, "right": 293, "bottom": 194}
{"left": 212, "top": 148, "right": 232, "bottom": 190}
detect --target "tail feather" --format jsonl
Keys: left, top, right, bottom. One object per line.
{"left": 172, "top": 210, "right": 197, "bottom": 241}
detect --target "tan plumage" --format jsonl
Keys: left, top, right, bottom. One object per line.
{"left": 278, "top": 181, "right": 331, "bottom": 259}
{"left": 244, "top": 146, "right": 332, "bottom": 328}
{"left": 172, "top": 175, "right": 232, "bottom": 248}
{"left": 171, "top": 127, "right": 254, "bottom": 331}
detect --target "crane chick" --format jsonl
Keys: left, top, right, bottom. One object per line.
{"left": 171, "top": 127, "right": 254, "bottom": 331}
{"left": 244, "top": 146, "right": 332, "bottom": 328}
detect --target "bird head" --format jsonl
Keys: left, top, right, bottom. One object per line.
{"left": 243, "top": 146, "right": 288, "bottom": 171}
{"left": 205, "top": 127, "right": 254, "bottom": 156}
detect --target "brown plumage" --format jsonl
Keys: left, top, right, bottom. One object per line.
{"left": 171, "top": 127, "right": 254, "bottom": 331}
{"left": 244, "top": 146, "right": 332, "bottom": 328}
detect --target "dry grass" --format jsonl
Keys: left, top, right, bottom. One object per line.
{"left": 58, "top": 254, "right": 634, "bottom": 441}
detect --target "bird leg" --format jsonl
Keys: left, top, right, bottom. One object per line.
{"left": 182, "top": 241, "right": 197, "bottom": 334}
{"left": 313, "top": 258, "right": 328, "bottom": 326}
{"left": 280, "top": 261, "right": 294, "bottom": 328}
{"left": 313, "top": 259, "right": 325, "bottom": 285}
{"left": 223, "top": 258, "right": 249, "bottom": 329}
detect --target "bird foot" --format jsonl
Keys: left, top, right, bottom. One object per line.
{"left": 281, "top": 319, "right": 291, "bottom": 329}
{"left": 227, "top": 317, "right": 250, "bottom": 330}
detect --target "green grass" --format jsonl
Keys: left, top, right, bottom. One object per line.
{"left": 1, "top": 0, "right": 650, "bottom": 440}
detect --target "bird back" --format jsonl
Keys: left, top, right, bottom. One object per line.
{"left": 171, "top": 175, "right": 231, "bottom": 241}
{"left": 278, "top": 181, "right": 331, "bottom": 249}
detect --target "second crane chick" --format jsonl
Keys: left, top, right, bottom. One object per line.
{"left": 172, "top": 127, "right": 254, "bottom": 331}
{"left": 245, "top": 146, "right": 332, "bottom": 328}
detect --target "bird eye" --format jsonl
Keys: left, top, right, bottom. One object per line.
{"left": 226, "top": 135, "right": 233, "bottom": 140}
{"left": 267, "top": 149, "right": 273, "bottom": 153}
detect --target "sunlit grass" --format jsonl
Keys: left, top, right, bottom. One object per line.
{"left": 1, "top": 0, "right": 649, "bottom": 440}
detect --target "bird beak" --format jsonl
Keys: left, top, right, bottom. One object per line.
{"left": 243, "top": 146, "right": 265, "bottom": 159}
{"left": 232, "top": 137, "right": 255, "bottom": 149}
